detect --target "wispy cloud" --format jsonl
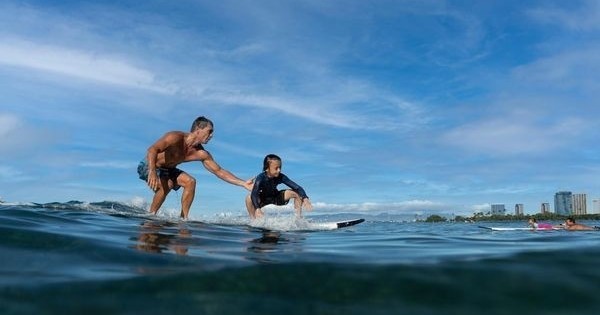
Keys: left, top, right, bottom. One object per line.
{"left": 527, "top": 0, "right": 600, "bottom": 31}
{"left": 0, "top": 113, "right": 20, "bottom": 139}
{"left": 0, "top": 2, "right": 430, "bottom": 132}
{"left": 512, "top": 47, "right": 600, "bottom": 91}
{"left": 0, "top": 38, "right": 175, "bottom": 94}
{"left": 271, "top": 199, "right": 454, "bottom": 214}
{"left": 0, "top": 166, "right": 34, "bottom": 182}
{"left": 79, "top": 161, "right": 137, "bottom": 169}
{"left": 0, "top": 112, "right": 55, "bottom": 155}
{"left": 441, "top": 113, "right": 585, "bottom": 156}
{"left": 470, "top": 203, "right": 491, "bottom": 213}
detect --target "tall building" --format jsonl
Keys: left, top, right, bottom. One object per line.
{"left": 515, "top": 204, "right": 524, "bottom": 216}
{"left": 572, "top": 194, "right": 587, "bottom": 215}
{"left": 554, "top": 191, "right": 573, "bottom": 215}
{"left": 540, "top": 202, "right": 551, "bottom": 214}
{"left": 592, "top": 199, "right": 600, "bottom": 215}
{"left": 491, "top": 204, "right": 506, "bottom": 215}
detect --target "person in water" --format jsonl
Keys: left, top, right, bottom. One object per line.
{"left": 138, "top": 116, "right": 253, "bottom": 219}
{"left": 245, "top": 154, "right": 312, "bottom": 219}
{"left": 528, "top": 218, "right": 553, "bottom": 230}
{"left": 560, "top": 217, "right": 597, "bottom": 231}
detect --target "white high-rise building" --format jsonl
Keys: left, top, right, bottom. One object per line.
{"left": 491, "top": 204, "right": 506, "bottom": 215}
{"left": 592, "top": 199, "right": 600, "bottom": 214}
{"left": 573, "top": 193, "right": 587, "bottom": 215}
{"left": 540, "top": 202, "right": 551, "bottom": 214}
{"left": 515, "top": 204, "right": 524, "bottom": 216}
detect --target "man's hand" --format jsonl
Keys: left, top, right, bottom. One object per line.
{"left": 243, "top": 177, "right": 255, "bottom": 191}
{"left": 147, "top": 172, "right": 159, "bottom": 192}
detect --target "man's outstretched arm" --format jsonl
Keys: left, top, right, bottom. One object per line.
{"left": 202, "top": 154, "right": 253, "bottom": 190}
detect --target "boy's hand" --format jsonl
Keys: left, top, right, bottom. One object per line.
{"left": 303, "top": 198, "right": 313, "bottom": 212}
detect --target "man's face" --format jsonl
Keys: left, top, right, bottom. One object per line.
{"left": 198, "top": 124, "right": 214, "bottom": 144}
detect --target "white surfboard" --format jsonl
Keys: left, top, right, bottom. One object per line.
{"left": 310, "top": 218, "right": 365, "bottom": 230}
{"left": 478, "top": 226, "right": 558, "bottom": 231}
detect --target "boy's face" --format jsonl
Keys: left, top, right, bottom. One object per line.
{"left": 265, "top": 160, "right": 281, "bottom": 178}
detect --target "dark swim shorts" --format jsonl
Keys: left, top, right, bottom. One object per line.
{"left": 137, "top": 159, "right": 183, "bottom": 191}
{"left": 259, "top": 190, "right": 289, "bottom": 207}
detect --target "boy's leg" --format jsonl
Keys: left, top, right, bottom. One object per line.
{"left": 283, "top": 190, "right": 302, "bottom": 216}
{"left": 245, "top": 194, "right": 258, "bottom": 219}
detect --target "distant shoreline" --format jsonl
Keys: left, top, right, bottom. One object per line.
{"left": 426, "top": 213, "right": 600, "bottom": 223}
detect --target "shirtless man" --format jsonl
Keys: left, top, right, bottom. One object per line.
{"left": 562, "top": 217, "right": 597, "bottom": 231}
{"left": 137, "top": 116, "right": 253, "bottom": 219}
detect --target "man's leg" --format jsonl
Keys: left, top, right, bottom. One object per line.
{"left": 176, "top": 172, "right": 196, "bottom": 219}
{"left": 149, "top": 177, "right": 171, "bottom": 215}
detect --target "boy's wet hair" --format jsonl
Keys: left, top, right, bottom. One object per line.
{"left": 263, "top": 154, "right": 282, "bottom": 171}
{"left": 191, "top": 116, "right": 213, "bottom": 132}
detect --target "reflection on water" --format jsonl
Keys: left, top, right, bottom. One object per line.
{"left": 246, "top": 230, "right": 307, "bottom": 263}
{"left": 130, "top": 219, "right": 312, "bottom": 265}
{"left": 133, "top": 220, "right": 191, "bottom": 255}
{"left": 249, "top": 231, "right": 282, "bottom": 253}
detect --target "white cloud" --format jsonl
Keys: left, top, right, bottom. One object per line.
{"left": 201, "top": 91, "right": 358, "bottom": 129}
{"left": 511, "top": 47, "right": 600, "bottom": 91}
{"left": 0, "top": 113, "right": 20, "bottom": 139}
{"left": 311, "top": 199, "right": 450, "bottom": 213}
{"left": 0, "top": 112, "right": 63, "bottom": 158}
{"left": 528, "top": 0, "right": 600, "bottom": 31}
{"left": 0, "top": 2, "right": 431, "bottom": 132}
{"left": 441, "top": 114, "right": 585, "bottom": 156}
{"left": 79, "top": 161, "right": 137, "bottom": 169}
{"left": 0, "top": 38, "right": 175, "bottom": 94}
{"left": 470, "top": 203, "right": 491, "bottom": 213}
{"left": 0, "top": 165, "right": 33, "bottom": 181}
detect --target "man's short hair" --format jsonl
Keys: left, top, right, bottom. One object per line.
{"left": 191, "top": 116, "right": 213, "bottom": 132}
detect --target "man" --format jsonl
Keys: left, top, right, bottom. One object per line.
{"left": 138, "top": 116, "right": 253, "bottom": 219}
{"left": 562, "top": 217, "right": 597, "bottom": 231}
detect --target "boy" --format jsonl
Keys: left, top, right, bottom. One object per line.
{"left": 245, "top": 154, "right": 312, "bottom": 219}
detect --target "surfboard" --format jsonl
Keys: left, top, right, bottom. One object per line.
{"left": 478, "top": 226, "right": 558, "bottom": 231}
{"left": 249, "top": 218, "right": 366, "bottom": 232}
{"left": 197, "top": 217, "right": 366, "bottom": 232}
{"left": 311, "top": 218, "right": 365, "bottom": 230}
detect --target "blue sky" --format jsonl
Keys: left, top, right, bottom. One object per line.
{"left": 1, "top": 0, "right": 599, "bottom": 217}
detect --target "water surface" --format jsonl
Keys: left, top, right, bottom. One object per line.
{"left": 1, "top": 202, "right": 599, "bottom": 315}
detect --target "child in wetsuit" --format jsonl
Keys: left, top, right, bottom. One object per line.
{"left": 245, "top": 154, "right": 313, "bottom": 219}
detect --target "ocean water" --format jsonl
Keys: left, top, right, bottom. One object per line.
{"left": 1, "top": 202, "right": 600, "bottom": 315}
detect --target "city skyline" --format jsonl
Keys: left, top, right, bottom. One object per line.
{"left": 490, "top": 190, "right": 600, "bottom": 216}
